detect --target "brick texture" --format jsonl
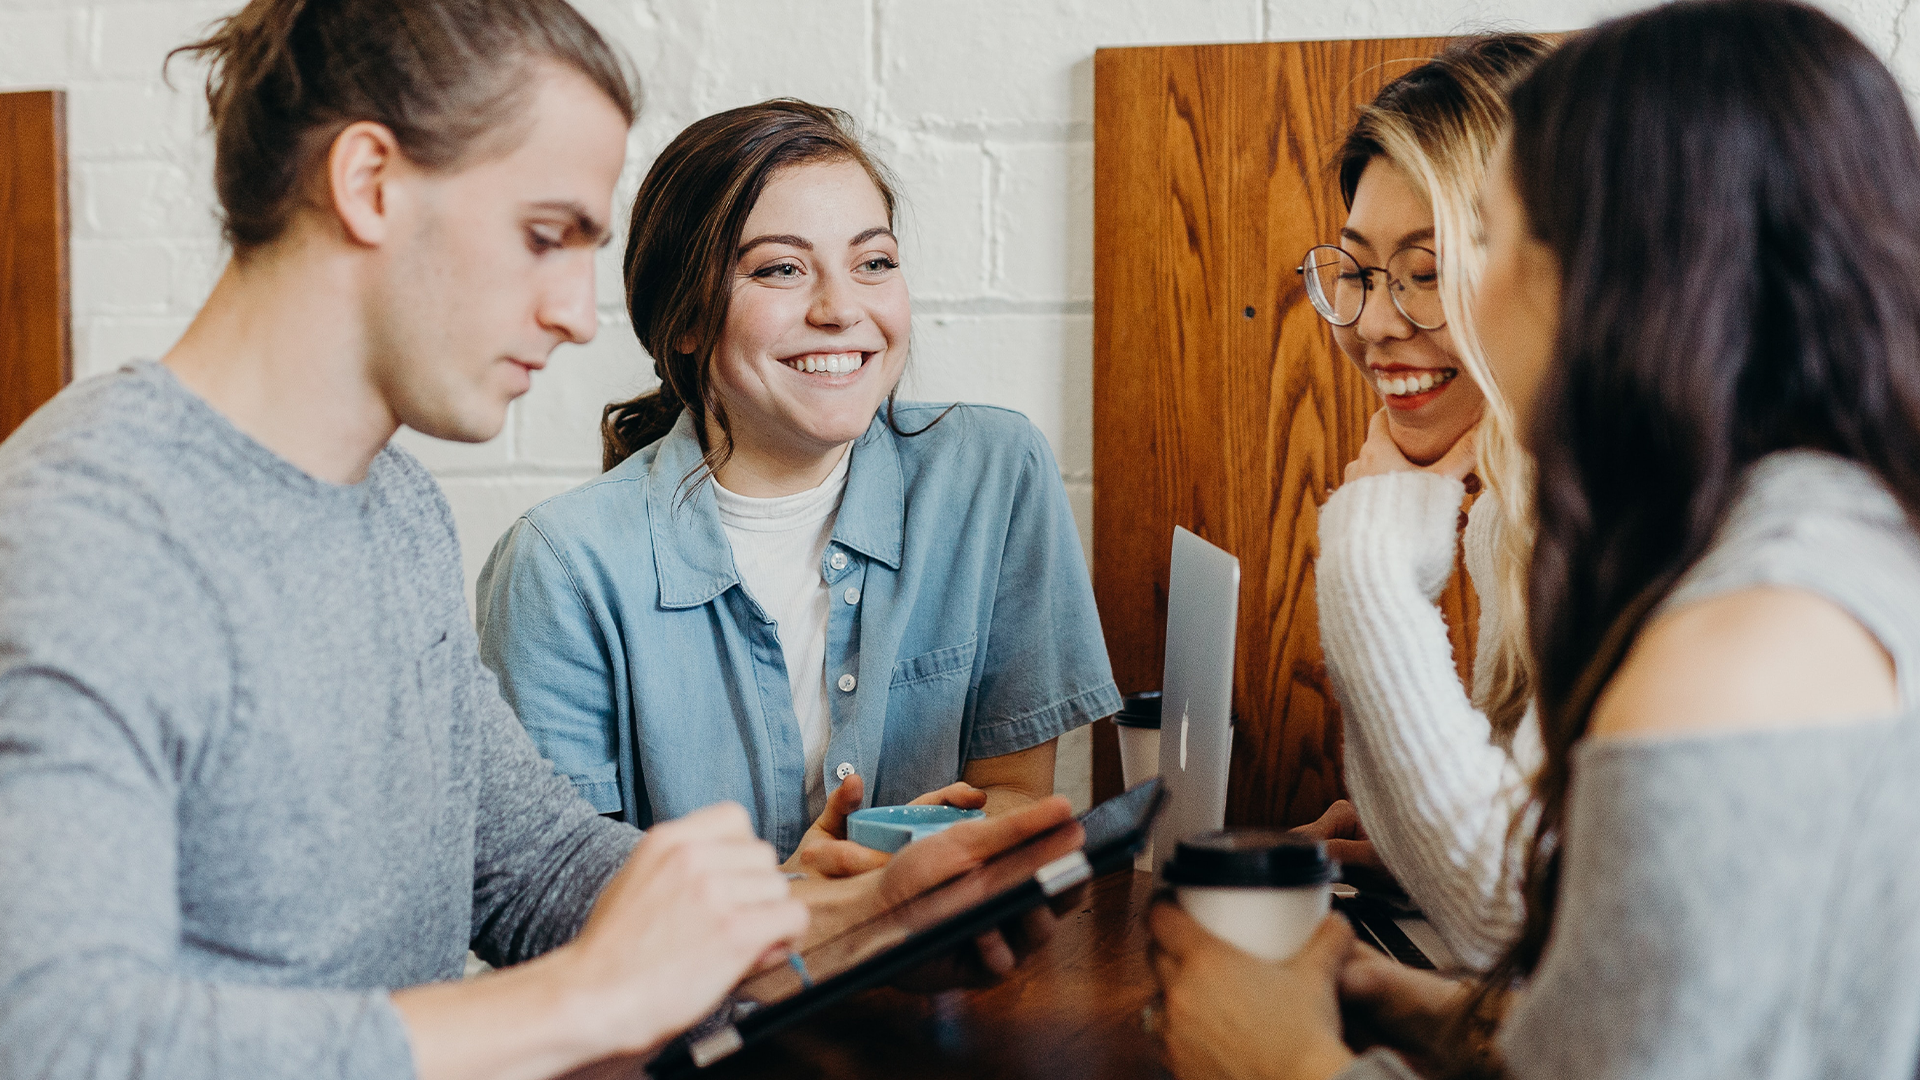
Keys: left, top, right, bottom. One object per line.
{"left": 5, "top": 0, "right": 1911, "bottom": 808}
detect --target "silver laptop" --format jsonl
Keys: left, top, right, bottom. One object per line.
{"left": 1150, "top": 526, "right": 1241, "bottom": 874}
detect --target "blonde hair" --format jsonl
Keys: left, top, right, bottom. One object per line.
{"left": 1338, "top": 35, "right": 1551, "bottom": 739}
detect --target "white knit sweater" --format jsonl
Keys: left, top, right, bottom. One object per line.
{"left": 1316, "top": 471, "right": 1541, "bottom": 971}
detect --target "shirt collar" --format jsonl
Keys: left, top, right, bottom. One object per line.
{"left": 833, "top": 412, "right": 905, "bottom": 571}
{"left": 646, "top": 412, "right": 737, "bottom": 609}
{"left": 647, "top": 410, "right": 905, "bottom": 609}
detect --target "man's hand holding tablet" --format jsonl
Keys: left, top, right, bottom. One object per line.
{"left": 793, "top": 794, "right": 1082, "bottom": 986}
{"left": 644, "top": 783, "right": 1158, "bottom": 1077}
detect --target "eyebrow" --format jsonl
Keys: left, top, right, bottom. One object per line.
{"left": 1340, "top": 225, "right": 1436, "bottom": 251}
{"left": 739, "top": 234, "right": 813, "bottom": 258}
{"left": 738, "top": 227, "right": 897, "bottom": 259}
{"left": 528, "top": 201, "right": 612, "bottom": 246}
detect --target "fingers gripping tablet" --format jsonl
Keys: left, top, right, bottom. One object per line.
{"left": 651, "top": 780, "right": 1165, "bottom": 1076}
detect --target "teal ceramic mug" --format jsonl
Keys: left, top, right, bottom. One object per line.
{"left": 846, "top": 805, "right": 987, "bottom": 853}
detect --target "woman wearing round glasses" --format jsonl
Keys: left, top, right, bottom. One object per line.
{"left": 1290, "top": 34, "right": 1551, "bottom": 972}
{"left": 1299, "top": 229, "right": 1472, "bottom": 463}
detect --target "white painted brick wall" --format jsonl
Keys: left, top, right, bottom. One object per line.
{"left": 8, "top": 0, "right": 1918, "bottom": 810}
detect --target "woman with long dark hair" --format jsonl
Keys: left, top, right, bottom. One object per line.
{"left": 475, "top": 100, "right": 1119, "bottom": 876}
{"left": 1150, "top": 2, "right": 1920, "bottom": 1077}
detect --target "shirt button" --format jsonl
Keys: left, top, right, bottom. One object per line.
{"left": 835, "top": 761, "right": 855, "bottom": 781}
{"left": 837, "top": 673, "right": 857, "bottom": 693}
{"left": 829, "top": 552, "right": 848, "bottom": 571}
{"left": 843, "top": 587, "right": 861, "bottom": 605}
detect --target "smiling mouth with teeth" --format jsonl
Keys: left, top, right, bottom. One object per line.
{"left": 1375, "top": 367, "right": 1457, "bottom": 397}
{"left": 782, "top": 352, "right": 867, "bottom": 376}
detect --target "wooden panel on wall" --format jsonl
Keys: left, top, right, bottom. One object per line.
{"left": 1, "top": 89, "right": 71, "bottom": 441}
{"left": 1092, "top": 38, "right": 1473, "bottom": 829}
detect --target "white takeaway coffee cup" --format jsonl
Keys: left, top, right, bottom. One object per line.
{"left": 1162, "top": 830, "right": 1337, "bottom": 962}
{"left": 1114, "top": 691, "right": 1163, "bottom": 790}
{"left": 1114, "top": 692, "right": 1163, "bottom": 870}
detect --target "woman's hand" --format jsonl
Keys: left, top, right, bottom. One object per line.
{"left": 786, "top": 795, "right": 1076, "bottom": 991}
{"left": 790, "top": 795, "right": 1080, "bottom": 990}
{"left": 880, "top": 795, "right": 1079, "bottom": 988}
{"left": 783, "top": 774, "right": 990, "bottom": 879}
{"left": 908, "top": 780, "right": 992, "bottom": 811}
{"left": 1337, "top": 943, "right": 1479, "bottom": 1070}
{"left": 1289, "top": 799, "right": 1398, "bottom": 896}
{"left": 783, "top": 773, "right": 888, "bottom": 879}
{"left": 1149, "top": 903, "right": 1358, "bottom": 1080}
{"left": 1290, "top": 800, "right": 1391, "bottom": 886}
{"left": 1345, "top": 409, "right": 1479, "bottom": 485}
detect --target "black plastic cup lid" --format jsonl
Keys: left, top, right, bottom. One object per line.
{"left": 1162, "top": 829, "right": 1336, "bottom": 888}
{"left": 1113, "top": 690, "right": 1163, "bottom": 729}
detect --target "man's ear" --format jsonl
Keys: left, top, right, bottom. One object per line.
{"left": 328, "top": 120, "right": 405, "bottom": 247}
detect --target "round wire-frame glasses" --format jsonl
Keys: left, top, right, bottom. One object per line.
{"left": 1295, "top": 244, "right": 1446, "bottom": 331}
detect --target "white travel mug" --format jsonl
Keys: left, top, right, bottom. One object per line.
{"left": 1162, "top": 830, "right": 1337, "bottom": 962}
{"left": 1114, "top": 691, "right": 1162, "bottom": 789}
{"left": 1114, "top": 691, "right": 1162, "bottom": 870}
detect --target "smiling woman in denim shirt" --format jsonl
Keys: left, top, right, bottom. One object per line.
{"left": 475, "top": 99, "right": 1121, "bottom": 876}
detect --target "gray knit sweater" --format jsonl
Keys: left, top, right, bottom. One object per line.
{"left": 1341, "top": 450, "right": 1920, "bottom": 1079}
{"left": 0, "top": 362, "right": 638, "bottom": 1079}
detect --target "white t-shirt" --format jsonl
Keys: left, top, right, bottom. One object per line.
{"left": 712, "top": 449, "right": 851, "bottom": 821}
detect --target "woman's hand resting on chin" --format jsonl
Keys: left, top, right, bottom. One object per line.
{"left": 1345, "top": 409, "right": 1479, "bottom": 486}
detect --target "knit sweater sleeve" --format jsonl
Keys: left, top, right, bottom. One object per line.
{"left": 1315, "top": 471, "right": 1537, "bottom": 971}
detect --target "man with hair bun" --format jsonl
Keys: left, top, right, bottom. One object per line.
{"left": 0, "top": 1, "right": 1073, "bottom": 1078}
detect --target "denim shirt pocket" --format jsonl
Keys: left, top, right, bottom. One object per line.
{"left": 890, "top": 636, "right": 978, "bottom": 687}
{"left": 887, "top": 635, "right": 978, "bottom": 734}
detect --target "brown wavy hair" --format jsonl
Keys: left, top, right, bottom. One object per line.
{"left": 603, "top": 98, "right": 925, "bottom": 480}
{"left": 168, "top": 0, "right": 635, "bottom": 254}
{"left": 1451, "top": 2, "right": 1920, "bottom": 1073}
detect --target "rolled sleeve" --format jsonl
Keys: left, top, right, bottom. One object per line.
{"left": 566, "top": 762, "right": 623, "bottom": 815}
{"left": 967, "top": 424, "right": 1122, "bottom": 760}
{"left": 969, "top": 682, "right": 1123, "bottom": 760}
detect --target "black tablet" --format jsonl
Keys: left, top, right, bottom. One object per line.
{"left": 648, "top": 779, "right": 1165, "bottom": 1077}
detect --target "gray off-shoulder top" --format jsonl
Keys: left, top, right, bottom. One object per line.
{"left": 1340, "top": 450, "right": 1920, "bottom": 1080}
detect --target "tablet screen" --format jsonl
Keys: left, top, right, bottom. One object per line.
{"left": 653, "top": 780, "right": 1162, "bottom": 1075}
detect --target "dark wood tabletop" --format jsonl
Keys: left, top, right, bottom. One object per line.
{"left": 701, "top": 868, "right": 1166, "bottom": 1080}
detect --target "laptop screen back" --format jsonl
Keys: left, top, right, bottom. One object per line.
{"left": 1150, "top": 526, "right": 1241, "bottom": 874}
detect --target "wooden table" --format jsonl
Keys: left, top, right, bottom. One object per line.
{"left": 704, "top": 869, "right": 1166, "bottom": 1079}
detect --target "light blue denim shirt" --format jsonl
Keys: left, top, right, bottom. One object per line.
{"left": 474, "top": 403, "right": 1120, "bottom": 857}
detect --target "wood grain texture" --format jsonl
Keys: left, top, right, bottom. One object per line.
{"left": 1092, "top": 39, "right": 1474, "bottom": 828}
{"left": 0, "top": 90, "right": 70, "bottom": 442}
